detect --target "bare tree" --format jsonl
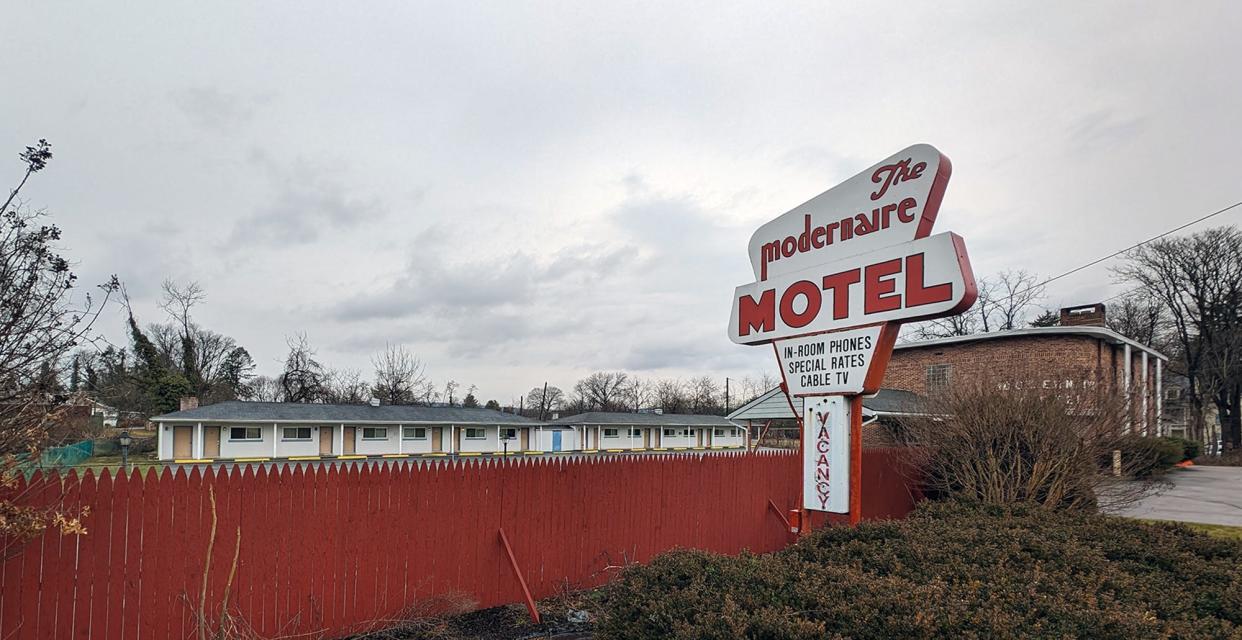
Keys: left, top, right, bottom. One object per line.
{"left": 733, "top": 372, "right": 780, "bottom": 406}
{"left": 687, "top": 375, "right": 722, "bottom": 414}
{"left": 987, "top": 270, "right": 1046, "bottom": 331}
{"left": 371, "top": 344, "right": 432, "bottom": 405}
{"left": 279, "top": 333, "right": 326, "bottom": 403}
{"left": 1114, "top": 227, "right": 1242, "bottom": 449}
{"left": 573, "top": 371, "right": 630, "bottom": 412}
{"left": 1106, "top": 292, "right": 1174, "bottom": 354}
{"left": 911, "top": 269, "right": 1045, "bottom": 338}
{"left": 622, "top": 376, "right": 651, "bottom": 412}
{"left": 653, "top": 378, "right": 689, "bottom": 414}
{"left": 245, "top": 375, "right": 284, "bottom": 402}
{"left": 1, "top": 139, "right": 118, "bottom": 556}
{"left": 526, "top": 384, "right": 565, "bottom": 419}
{"left": 322, "top": 368, "right": 370, "bottom": 404}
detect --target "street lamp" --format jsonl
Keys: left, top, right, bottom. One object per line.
{"left": 118, "top": 430, "right": 133, "bottom": 471}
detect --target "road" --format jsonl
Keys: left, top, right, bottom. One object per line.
{"left": 1112, "top": 465, "right": 1242, "bottom": 527}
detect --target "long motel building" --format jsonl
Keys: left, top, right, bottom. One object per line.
{"left": 152, "top": 400, "right": 748, "bottom": 463}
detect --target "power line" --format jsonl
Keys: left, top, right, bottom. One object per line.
{"left": 1007, "top": 200, "right": 1242, "bottom": 302}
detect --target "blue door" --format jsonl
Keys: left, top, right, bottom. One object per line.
{"left": 552, "top": 431, "right": 562, "bottom": 452}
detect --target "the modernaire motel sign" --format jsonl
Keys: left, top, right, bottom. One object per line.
{"left": 728, "top": 143, "right": 977, "bottom": 524}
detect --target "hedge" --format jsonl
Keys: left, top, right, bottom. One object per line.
{"left": 595, "top": 502, "right": 1242, "bottom": 639}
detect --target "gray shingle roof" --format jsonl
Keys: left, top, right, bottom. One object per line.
{"left": 153, "top": 401, "right": 537, "bottom": 424}
{"left": 550, "top": 412, "right": 738, "bottom": 427}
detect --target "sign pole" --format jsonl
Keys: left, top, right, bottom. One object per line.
{"left": 848, "top": 394, "right": 863, "bottom": 526}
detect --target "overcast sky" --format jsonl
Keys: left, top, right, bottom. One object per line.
{"left": 5, "top": 2, "right": 1241, "bottom": 404}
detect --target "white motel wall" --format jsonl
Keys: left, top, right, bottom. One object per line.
{"left": 152, "top": 402, "right": 745, "bottom": 461}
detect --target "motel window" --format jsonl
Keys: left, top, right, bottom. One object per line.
{"left": 229, "top": 427, "right": 262, "bottom": 441}
{"left": 663, "top": 428, "right": 676, "bottom": 437}
{"left": 465, "top": 427, "right": 486, "bottom": 440}
{"left": 500, "top": 428, "right": 517, "bottom": 440}
{"left": 927, "top": 364, "right": 951, "bottom": 391}
{"left": 714, "top": 428, "right": 727, "bottom": 437}
{"left": 683, "top": 429, "right": 694, "bottom": 437}
{"left": 629, "top": 428, "right": 642, "bottom": 438}
{"left": 603, "top": 428, "right": 619, "bottom": 438}
{"left": 361, "top": 427, "right": 388, "bottom": 440}
{"left": 282, "top": 427, "right": 312, "bottom": 441}
{"left": 403, "top": 427, "right": 427, "bottom": 440}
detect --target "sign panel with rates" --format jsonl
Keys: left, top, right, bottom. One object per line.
{"left": 775, "top": 326, "right": 882, "bottom": 396}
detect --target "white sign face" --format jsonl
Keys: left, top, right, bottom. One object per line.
{"left": 748, "top": 143, "right": 950, "bottom": 283}
{"left": 730, "top": 231, "right": 975, "bottom": 345}
{"left": 804, "top": 396, "right": 850, "bottom": 513}
{"left": 776, "top": 326, "right": 882, "bottom": 396}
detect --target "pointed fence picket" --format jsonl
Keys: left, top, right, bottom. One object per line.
{"left": 0, "top": 449, "right": 919, "bottom": 639}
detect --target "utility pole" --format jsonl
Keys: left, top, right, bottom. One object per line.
{"left": 538, "top": 381, "right": 548, "bottom": 421}
{"left": 725, "top": 377, "right": 731, "bottom": 413}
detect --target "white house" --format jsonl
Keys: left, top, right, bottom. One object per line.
{"left": 152, "top": 401, "right": 540, "bottom": 461}
{"left": 552, "top": 412, "right": 748, "bottom": 451}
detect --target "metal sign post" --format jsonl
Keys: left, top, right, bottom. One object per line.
{"left": 729, "top": 143, "right": 976, "bottom": 528}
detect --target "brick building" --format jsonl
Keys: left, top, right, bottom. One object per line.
{"left": 886, "top": 304, "right": 1168, "bottom": 435}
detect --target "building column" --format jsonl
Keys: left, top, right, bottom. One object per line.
{"left": 158, "top": 421, "right": 164, "bottom": 459}
{"left": 1124, "top": 344, "right": 1133, "bottom": 433}
{"left": 397, "top": 424, "right": 403, "bottom": 454}
{"left": 272, "top": 423, "right": 279, "bottom": 457}
{"left": 194, "top": 421, "right": 203, "bottom": 459}
{"left": 337, "top": 423, "right": 345, "bottom": 455}
{"left": 1155, "top": 360, "right": 1164, "bottom": 437}
{"left": 1141, "top": 352, "right": 1150, "bottom": 435}
{"left": 449, "top": 425, "right": 456, "bottom": 453}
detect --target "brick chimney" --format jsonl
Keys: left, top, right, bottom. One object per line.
{"left": 179, "top": 396, "right": 199, "bottom": 411}
{"left": 1060, "top": 303, "right": 1107, "bottom": 327}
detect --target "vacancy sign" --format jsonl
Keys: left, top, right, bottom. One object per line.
{"left": 777, "top": 325, "right": 883, "bottom": 396}
{"left": 728, "top": 143, "right": 977, "bottom": 515}
{"left": 805, "top": 396, "right": 851, "bottom": 513}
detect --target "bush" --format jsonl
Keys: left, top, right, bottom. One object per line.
{"left": 595, "top": 502, "right": 1242, "bottom": 639}
{"left": 1116, "top": 435, "right": 1184, "bottom": 477}
{"left": 897, "top": 380, "right": 1131, "bottom": 510}
{"left": 1161, "top": 436, "right": 1202, "bottom": 461}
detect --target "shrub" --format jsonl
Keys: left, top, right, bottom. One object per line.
{"left": 1116, "top": 435, "right": 1184, "bottom": 477}
{"left": 897, "top": 379, "right": 1132, "bottom": 510}
{"left": 595, "top": 502, "right": 1242, "bottom": 639}
{"left": 1161, "top": 436, "right": 1202, "bottom": 461}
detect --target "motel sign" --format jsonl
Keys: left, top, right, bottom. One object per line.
{"left": 728, "top": 143, "right": 977, "bottom": 520}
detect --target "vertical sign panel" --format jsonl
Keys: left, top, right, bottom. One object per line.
{"left": 803, "top": 396, "right": 850, "bottom": 513}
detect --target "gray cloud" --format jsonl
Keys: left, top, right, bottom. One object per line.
{"left": 170, "top": 87, "right": 265, "bottom": 132}
{"left": 228, "top": 174, "right": 386, "bottom": 248}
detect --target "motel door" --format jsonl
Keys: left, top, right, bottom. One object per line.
{"left": 696, "top": 429, "right": 705, "bottom": 447}
{"left": 342, "top": 426, "right": 356, "bottom": 454}
{"left": 172, "top": 426, "right": 192, "bottom": 458}
{"left": 204, "top": 426, "right": 221, "bottom": 457}
{"left": 432, "top": 427, "right": 442, "bottom": 452}
{"left": 319, "top": 426, "right": 334, "bottom": 455}
{"left": 520, "top": 428, "right": 530, "bottom": 451}
{"left": 552, "top": 431, "right": 562, "bottom": 452}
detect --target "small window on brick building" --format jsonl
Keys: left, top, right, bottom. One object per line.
{"left": 927, "top": 364, "right": 951, "bottom": 391}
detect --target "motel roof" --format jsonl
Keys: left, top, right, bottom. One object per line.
{"left": 153, "top": 401, "right": 538, "bottom": 425}
{"left": 550, "top": 412, "right": 739, "bottom": 427}
{"left": 894, "top": 326, "right": 1168, "bottom": 360}
{"left": 727, "top": 387, "right": 925, "bottom": 422}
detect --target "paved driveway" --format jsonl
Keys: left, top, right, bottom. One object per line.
{"left": 1113, "top": 466, "right": 1242, "bottom": 527}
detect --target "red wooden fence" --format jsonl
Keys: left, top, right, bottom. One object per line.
{"left": 0, "top": 449, "right": 919, "bottom": 639}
